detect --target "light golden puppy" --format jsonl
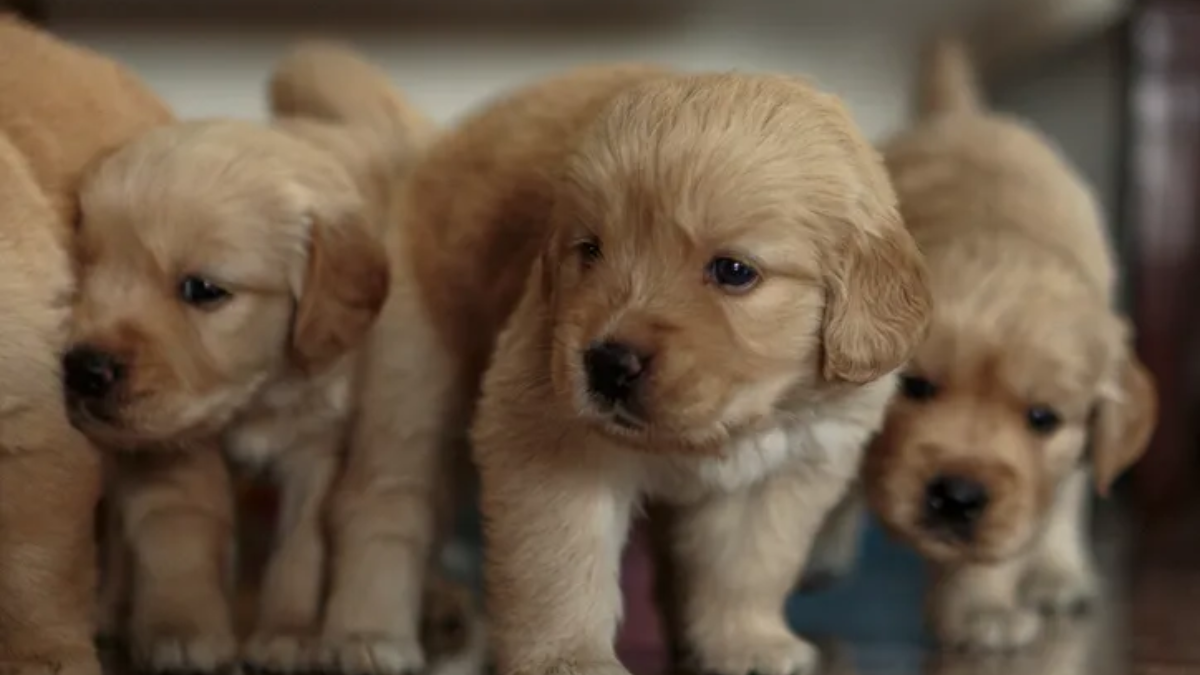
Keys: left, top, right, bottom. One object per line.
{"left": 383, "top": 66, "right": 932, "bottom": 675}
{"left": 863, "top": 39, "right": 1157, "bottom": 651}
{"left": 66, "top": 45, "right": 444, "bottom": 675}
{"left": 0, "top": 16, "right": 171, "bottom": 675}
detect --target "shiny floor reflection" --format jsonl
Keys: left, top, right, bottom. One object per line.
{"left": 618, "top": 497, "right": 1130, "bottom": 675}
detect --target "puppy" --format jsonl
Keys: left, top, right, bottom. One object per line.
{"left": 0, "top": 16, "right": 170, "bottom": 675}
{"left": 863, "top": 38, "right": 1157, "bottom": 651}
{"left": 377, "top": 66, "right": 932, "bottom": 675}
{"left": 66, "top": 45, "right": 441, "bottom": 674}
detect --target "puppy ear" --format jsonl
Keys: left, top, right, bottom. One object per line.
{"left": 292, "top": 209, "right": 390, "bottom": 372}
{"left": 1092, "top": 350, "right": 1158, "bottom": 496}
{"left": 822, "top": 213, "right": 932, "bottom": 384}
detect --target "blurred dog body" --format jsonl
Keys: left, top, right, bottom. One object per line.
{"left": 0, "top": 16, "right": 171, "bottom": 675}
{"left": 379, "top": 65, "right": 932, "bottom": 675}
{"left": 67, "top": 45, "right": 449, "bottom": 675}
{"left": 864, "top": 38, "right": 1157, "bottom": 651}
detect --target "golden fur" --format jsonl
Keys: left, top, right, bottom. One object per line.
{"left": 68, "top": 44, "right": 452, "bottom": 675}
{"left": 862, "top": 38, "right": 1157, "bottom": 651}
{"left": 0, "top": 16, "right": 171, "bottom": 675}
{"left": 368, "top": 65, "right": 933, "bottom": 675}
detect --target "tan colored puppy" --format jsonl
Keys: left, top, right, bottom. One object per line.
{"left": 864, "top": 39, "right": 1157, "bottom": 651}
{"left": 67, "top": 46, "right": 440, "bottom": 675}
{"left": 383, "top": 66, "right": 932, "bottom": 675}
{"left": 0, "top": 16, "right": 171, "bottom": 675}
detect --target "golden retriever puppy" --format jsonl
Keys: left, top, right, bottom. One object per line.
{"left": 0, "top": 16, "right": 171, "bottom": 675}
{"left": 65, "top": 45, "right": 437, "bottom": 674}
{"left": 367, "top": 65, "right": 933, "bottom": 675}
{"left": 863, "top": 38, "right": 1157, "bottom": 651}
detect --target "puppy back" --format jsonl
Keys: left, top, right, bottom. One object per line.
{"left": 0, "top": 15, "right": 173, "bottom": 238}
{"left": 918, "top": 36, "right": 983, "bottom": 119}
{"left": 270, "top": 41, "right": 436, "bottom": 150}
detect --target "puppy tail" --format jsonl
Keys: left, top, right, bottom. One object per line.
{"left": 269, "top": 41, "right": 436, "bottom": 145}
{"left": 918, "top": 35, "right": 983, "bottom": 118}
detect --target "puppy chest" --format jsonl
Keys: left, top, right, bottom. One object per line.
{"left": 644, "top": 419, "right": 869, "bottom": 501}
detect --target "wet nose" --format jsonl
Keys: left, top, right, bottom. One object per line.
{"left": 62, "top": 346, "right": 124, "bottom": 399}
{"left": 584, "top": 341, "right": 646, "bottom": 404}
{"left": 924, "top": 474, "right": 990, "bottom": 539}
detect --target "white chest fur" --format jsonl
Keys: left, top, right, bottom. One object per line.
{"left": 223, "top": 367, "right": 354, "bottom": 469}
{"left": 639, "top": 376, "right": 895, "bottom": 503}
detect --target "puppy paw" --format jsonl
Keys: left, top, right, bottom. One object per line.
{"left": 243, "top": 632, "right": 317, "bottom": 674}
{"left": 1020, "top": 563, "right": 1098, "bottom": 616}
{"left": 318, "top": 634, "right": 425, "bottom": 675}
{"left": 693, "top": 630, "right": 819, "bottom": 675}
{"left": 938, "top": 605, "right": 1043, "bottom": 652}
{"left": 129, "top": 631, "right": 238, "bottom": 674}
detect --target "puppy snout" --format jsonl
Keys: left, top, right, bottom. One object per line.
{"left": 63, "top": 346, "right": 124, "bottom": 400}
{"left": 923, "top": 474, "right": 990, "bottom": 541}
{"left": 584, "top": 340, "right": 647, "bottom": 404}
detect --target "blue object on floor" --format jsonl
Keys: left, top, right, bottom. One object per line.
{"left": 785, "top": 516, "right": 930, "bottom": 647}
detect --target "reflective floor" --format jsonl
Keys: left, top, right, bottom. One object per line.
{"left": 103, "top": 488, "right": 1152, "bottom": 675}
{"left": 617, "top": 498, "right": 1130, "bottom": 675}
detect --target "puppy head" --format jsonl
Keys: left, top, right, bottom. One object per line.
{"left": 538, "top": 73, "right": 930, "bottom": 452}
{"left": 865, "top": 270, "right": 1157, "bottom": 564}
{"left": 65, "top": 121, "right": 388, "bottom": 449}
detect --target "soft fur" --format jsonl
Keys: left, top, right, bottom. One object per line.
{"left": 67, "top": 44, "right": 449, "bottom": 675}
{"left": 862, "top": 38, "right": 1157, "bottom": 651}
{"left": 372, "top": 65, "right": 932, "bottom": 675}
{"left": 0, "top": 16, "right": 171, "bottom": 675}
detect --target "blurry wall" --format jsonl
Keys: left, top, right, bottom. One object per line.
{"left": 45, "top": 0, "right": 1123, "bottom": 219}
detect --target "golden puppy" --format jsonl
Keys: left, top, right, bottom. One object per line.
{"left": 66, "top": 45, "right": 440, "bottom": 674}
{"left": 374, "top": 66, "right": 932, "bottom": 675}
{"left": 0, "top": 16, "right": 171, "bottom": 675}
{"left": 863, "top": 38, "right": 1157, "bottom": 651}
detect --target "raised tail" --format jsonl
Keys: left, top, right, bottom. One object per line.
{"left": 917, "top": 35, "right": 984, "bottom": 119}
{"left": 269, "top": 40, "right": 436, "bottom": 145}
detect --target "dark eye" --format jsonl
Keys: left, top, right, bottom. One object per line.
{"left": 1026, "top": 405, "right": 1062, "bottom": 435}
{"left": 178, "top": 275, "right": 231, "bottom": 308}
{"left": 707, "top": 256, "right": 759, "bottom": 291}
{"left": 576, "top": 238, "right": 602, "bottom": 267}
{"left": 899, "top": 374, "right": 938, "bottom": 401}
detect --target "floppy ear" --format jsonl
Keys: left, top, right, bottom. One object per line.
{"left": 1092, "top": 351, "right": 1158, "bottom": 496}
{"left": 822, "top": 213, "right": 933, "bottom": 384}
{"left": 291, "top": 209, "right": 391, "bottom": 372}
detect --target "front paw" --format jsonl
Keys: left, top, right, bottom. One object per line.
{"left": 1020, "top": 562, "right": 1098, "bottom": 616}
{"left": 935, "top": 604, "right": 1043, "bottom": 652}
{"left": 128, "top": 630, "right": 237, "bottom": 674}
{"left": 243, "top": 632, "right": 317, "bottom": 674}
{"left": 318, "top": 634, "right": 425, "bottom": 675}
{"left": 692, "top": 630, "right": 819, "bottom": 675}
{"left": 0, "top": 653, "right": 102, "bottom": 675}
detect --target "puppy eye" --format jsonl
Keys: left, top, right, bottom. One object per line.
{"left": 1026, "top": 405, "right": 1062, "bottom": 435}
{"left": 178, "top": 275, "right": 231, "bottom": 308}
{"left": 575, "top": 238, "right": 602, "bottom": 267}
{"left": 899, "top": 374, "right": 938, "bottom": 401}
{"left": 706, "top": 256, "right": 759, "bottom": 292}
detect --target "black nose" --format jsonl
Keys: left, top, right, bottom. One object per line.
{"left": 63, "top": 346, "right": 123, "bottom": 399}
{"left": 924, "top": 474, "right": 989, "bottom": 539}
{"left": 584, "top": 341, "right": 645, "bottom": 404}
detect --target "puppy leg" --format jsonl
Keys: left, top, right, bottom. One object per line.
{"left": 1019, "top": 468, "right": 1098, "bottom": 615}
{"left": 480, "top": 444, "right": 633, "bottom": 675}
{"left": 797, "top": 485, "right": 864, "bottom": 593}
{"left": 670, "top": 467, "right": 848, "bottom": 675}
{"left": 319, "top": 288, "right": 454, "bottom": 675}
{"left": 0, "top": 434, "right": 102, "bottom": 675}
{"left": 929, "top": 555, "right": 1040, "bottom": 652}
{"left": 245, "top": 439, "right": 341, "bottom": 673}
{"left": 117, "top": 448, "right": 236, "bottom": 674}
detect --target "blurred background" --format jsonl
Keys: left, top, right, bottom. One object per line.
{"left": 16, "top": 0, "right": 1200, "bottom": 672}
